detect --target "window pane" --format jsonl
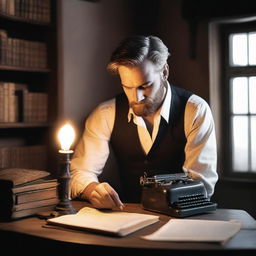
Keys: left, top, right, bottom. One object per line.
{"left": 232, "top": 116, "right": 249, "bottom": 172}
{"left": 230, "top": 33, "right": 248, "bottom": 66}
{"left": 251, "top": 117, "right": 256, "bottom": 172}
{"left": 231, "top": 77, "right": 248, "bottom": 114}
{"left": 249, "top": 32, "right": 256, "bottom": 65}
{"left": 249, "top": 76, "right": 256, "bottom": 114}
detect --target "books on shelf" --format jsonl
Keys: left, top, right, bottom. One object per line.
{"left": 0, "top": 145, "right": 47, "bottom": 170}
{"left": 0, "top": 0, "right": 56, "bottom": 185}
{"left": 0, "top": 168, "right": 59, "bottom": 220}
{"left": 0, "top": 0, "right": 51, "bottom": 24}
{"left": 23, "top": 90, "right": 48, "bottom": 123}
{"left": 0, "top": 29, "right": 47, "bottom": 69}
{"left": 0, "top": 82, "right": 48, "bottom": 123}
{"left": 46, "top": 206, "right": 159, "bottom": 237}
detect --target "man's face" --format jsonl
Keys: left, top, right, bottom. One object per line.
{"left": 118, "top": 59, "right": 168, "bottom": 117}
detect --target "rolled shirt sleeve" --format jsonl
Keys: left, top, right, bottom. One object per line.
{"left": 70, "top": 99, "right": 115, "bottom": 199}
{"left": 183, "top": 95, "right": 218, "bottom": 197}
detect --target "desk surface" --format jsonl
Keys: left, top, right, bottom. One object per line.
{"left": 0, "top": 201, "right": 256, "bottom": 255}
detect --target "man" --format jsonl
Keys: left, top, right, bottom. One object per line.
{"left": 70, "top": 35, "right": 218, "bottom": 210}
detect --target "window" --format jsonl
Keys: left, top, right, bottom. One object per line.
{"left": 220, "top": 21, "right": 256, "bottom": 178}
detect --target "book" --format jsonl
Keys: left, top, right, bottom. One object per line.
{"left": 14, "top": 197, "right": 59, "bottom": 211}
{"left": 15, "top": 187, "right": 58, "bottom": 204}
{"left": 47, "top": 206, "right": 159, "bottom": 237}
{"left": 11, "top": 204, "right": 57, "bottom": 219}
{"left": 0, "top": 168, "right": 50, "bottom": 185}
{"left": 12, "top": 177, "right": 58, "bottom": 194}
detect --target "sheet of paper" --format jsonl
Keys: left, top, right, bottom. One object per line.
{"left": 142, "top": 219, "right": 241, "bottom": 242}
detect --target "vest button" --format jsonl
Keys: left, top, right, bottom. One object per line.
{"left": 144, "top": 160, "right": 148, "bottom": 165}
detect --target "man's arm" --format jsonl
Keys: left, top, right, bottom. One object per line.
{"left": 70, "top": 99, "right": 124, "bottom": 209}
{"left": 183, "top": 95, "right": 218, "bottom": 197}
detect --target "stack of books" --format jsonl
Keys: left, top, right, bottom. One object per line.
{"left": 0, "top": 168, "right": 59, "bottom": 221}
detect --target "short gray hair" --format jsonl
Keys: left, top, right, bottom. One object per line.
{"left": 107, "top": 35, "right": 170, "bottom": 74}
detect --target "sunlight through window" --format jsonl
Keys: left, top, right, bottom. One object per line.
{"left": 249, "top": 77, "right": 256, "bottom": 114}
{"left": 249, "top": 33, "right": 256, "bottom": 65}
{"left": 251, "top": 117, "right": 256, "bottom": 172}
{"left": 231, "top": 77, "right": 248, "bottom": 114}
{"left": 230, "top": 33, "right": 248, "bottom": 66}
{"left": 232, "top": 116, "right": 249, "bottom": 172}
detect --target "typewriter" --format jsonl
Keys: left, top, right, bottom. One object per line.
{"left": 140, "top": 172, "right": 217, "bottom": 218}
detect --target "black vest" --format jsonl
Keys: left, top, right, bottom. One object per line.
{"left": 110, "top": 85, "right": 193, "bottom": 202}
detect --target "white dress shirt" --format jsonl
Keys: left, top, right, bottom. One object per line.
{"left": 70, "top": 83, "right": 218, "bottom": 198}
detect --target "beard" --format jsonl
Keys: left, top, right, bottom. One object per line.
{"left": 130, "top": 97, "right": 155, "bottom": 116}
{"left": 129, "top": 83, "right": 166, "bottom": 117}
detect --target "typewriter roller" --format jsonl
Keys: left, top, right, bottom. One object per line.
{"left": 140, "top": 173, "right": 217, "bottom": 217}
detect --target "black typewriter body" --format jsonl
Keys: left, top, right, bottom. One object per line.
{"left": 140, "top": 173, "right": 217, "bottom": 218}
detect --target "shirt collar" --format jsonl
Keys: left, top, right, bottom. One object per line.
{"left": 160, "top": 81, "right": 171, "bottom": 123}
{"left": 127, "top": 82, "right": 172, "bottom": 124}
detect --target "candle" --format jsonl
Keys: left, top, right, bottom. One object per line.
{"left": 57, "top": 123, "right": 75, "bottom": 153}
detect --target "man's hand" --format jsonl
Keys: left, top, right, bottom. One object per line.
{"left": 83, "top": 182, "right": 124, "bottom": 210}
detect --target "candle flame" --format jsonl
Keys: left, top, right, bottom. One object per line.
{"left": 58, "top": 123, "right": 75, "bottom": 151}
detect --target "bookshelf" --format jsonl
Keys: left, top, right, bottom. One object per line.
{"left": 0, "top": 0, "right": 58, "bottom": 173}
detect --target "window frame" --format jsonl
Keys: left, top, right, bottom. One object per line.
{"left": 219, "top": 20, "right": 256, "bottom": 179}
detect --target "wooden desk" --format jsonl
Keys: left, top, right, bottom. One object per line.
{"left": 0, "top": 201, "right": 256, "bottom": 255}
